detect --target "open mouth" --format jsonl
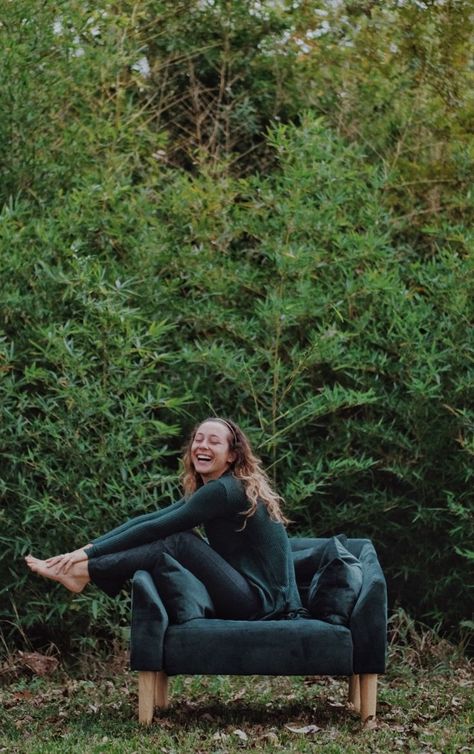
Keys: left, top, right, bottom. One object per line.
{"left": 195, "top": 454, "right": 213, "bottom": 463}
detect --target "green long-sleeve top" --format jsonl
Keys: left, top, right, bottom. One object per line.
{"left": 86, "top": 472, "right": 302, "bottom": 619}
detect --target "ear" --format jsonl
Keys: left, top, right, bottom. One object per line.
{"left": 227, "top": 450, "right": 237, "bottom": 465}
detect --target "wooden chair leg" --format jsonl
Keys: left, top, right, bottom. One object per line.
{"left": 348, "top": 674, "right": 360, "bottom": 712}
{"left": 359, "top": 673, "right": 377, "bottom": 722}
{"left": 154, "top": 670, "right": 169, "bottom": 710}
{"left": 138, "top": 671, "right": 156, "bottom": 725}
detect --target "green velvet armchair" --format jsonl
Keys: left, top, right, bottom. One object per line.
{"left": 130, "top": 537, "right": 387, "bottom": 725}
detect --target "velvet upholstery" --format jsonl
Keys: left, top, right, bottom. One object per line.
{"left": 130, "top": 537, "right": 387, "bottom": 677}
{"left": 164, "top": 619, "right": 353, "bottom": 676}
{"left": 153, "top": 553, "right": 215, "bottom": 623}
{"left": 130, "top": 570, "right": 169, "bottom": 671}
{"left": 307, "top": 537, "right": 363, "bottom": 625}
{"left": 350, "top": 543, "right": 388, "bottom": 674}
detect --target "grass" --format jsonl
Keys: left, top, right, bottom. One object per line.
{"left": 1, "top": 618, "right": 473, "bottom": 754}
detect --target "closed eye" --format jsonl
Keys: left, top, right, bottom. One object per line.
{"left": 194, "top": 434, "right": 223, "bottom": 444}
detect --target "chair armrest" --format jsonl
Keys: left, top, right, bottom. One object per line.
{"left": 350, "top": 543, "right": 387, "bottom": 674}
{"left": 130, "top": 570, "right": 169, "bottom": 671}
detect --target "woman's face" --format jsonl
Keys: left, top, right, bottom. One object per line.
{"left": 191, "top": 420, "right": 236, "bottom": 483}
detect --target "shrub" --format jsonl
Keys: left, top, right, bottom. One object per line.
{"left": 0, "top": 1, "right": 472, "bottom": 650}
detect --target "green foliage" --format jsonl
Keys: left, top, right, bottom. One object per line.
{"left": 0, "top": 1, "right": 472, "bottom": 650}
{"left": 289, "top": 0, "right": 474, "bottom": 252}
{"left": 0, "top": 187, "right": 189, "bottom": 646}
{"left": 149, "top": 117, "right": 473, "bottom": 634}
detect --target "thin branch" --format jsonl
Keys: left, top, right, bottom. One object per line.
{"left": 384, "top": 178, "right": 467, "bottom": 189}
{"left": 228, "top": 140, "right": 264, "bottom": 167}
{"left": 390, "top": 202, "right": 471, "bottom": 224}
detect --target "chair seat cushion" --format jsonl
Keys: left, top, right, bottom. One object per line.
{"left": 163, "top": 618, "right": 353, "bottom": 676}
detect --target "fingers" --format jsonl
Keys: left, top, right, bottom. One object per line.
{"left": 51, "top": 555, "right": 72, "bottom": 575}
{"left": 43, "top": 554, "right": 72, "bottom": 575}
{"left": 45, "top": 555, "right": 66, "bottom": 569}
{"left": 62, "top": 557, "right": 74, "bottom": 574}
{"left": 28, "top": 549, "right": 88, "bottom": 575}
{"left": 62, "top": 551, "right": 82, "bottom": 574}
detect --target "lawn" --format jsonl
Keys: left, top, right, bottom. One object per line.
{"left": 1, "top": 621, "right": 472, "bottom": 754}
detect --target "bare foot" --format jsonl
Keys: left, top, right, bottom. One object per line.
{"left": 25, "top": 555, "right": 90, "bottom": 593}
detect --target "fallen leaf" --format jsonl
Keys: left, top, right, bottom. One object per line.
{"left": 261, "top": 731, "right": 279, "bottom": 744}
{"left": 18, "top": 652, "right": 59, "bottom": 676}
{"left": 211, "top": 732, "right": 228, "bottom": 742}
{"left": 231, "top": 688, "right": 246, "bottom": 701}
{"left": 12, "top": 691, "right": 33, "bottom": 701}
{"left": 285, "top": 724, "right": 321, "bottom": 734}
{"left": 233, "top": 729, "right": 248, "bottom": 741}
{"left": 14, "top": 715, "right": 33, "bottom": 730}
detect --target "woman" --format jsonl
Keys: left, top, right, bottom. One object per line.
{"left": 26, "top": 418, "right": 303, "bottom": 620}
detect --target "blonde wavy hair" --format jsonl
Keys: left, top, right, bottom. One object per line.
{"left": 180, "top": 417, "right": 289, "bottom": 525}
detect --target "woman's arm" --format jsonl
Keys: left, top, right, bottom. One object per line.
{"left": 86, "top": 479, "right": 242, "bottom": 558}
{"left": 45, "top": 498, "right": 187, "bottom": 574}
{"left": 90, "top": 497, "right": 187, "bottom": 547}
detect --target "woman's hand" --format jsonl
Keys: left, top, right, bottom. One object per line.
{"left": 46, "top": 546, "right": 91, "bottom": 574}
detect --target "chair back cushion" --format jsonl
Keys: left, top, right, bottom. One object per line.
{"left": 153, "top": 553, "right": 215, "bottom": 623}
{"left": 307, "top": 536, "right": 363, "bottom": 625}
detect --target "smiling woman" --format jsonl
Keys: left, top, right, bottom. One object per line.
{"left": 26, "top": 418, "right": 304, "bottom": 621}
{"left": 190, "top": 419, "right": 237, "bottom": 483}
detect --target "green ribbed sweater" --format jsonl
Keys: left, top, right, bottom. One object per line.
{"left": 87, "top": 473, "right": 302, "bottom": 619}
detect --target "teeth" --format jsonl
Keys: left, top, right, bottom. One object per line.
{"left": 197, "top": 455, "right": 212, "bottom": 461}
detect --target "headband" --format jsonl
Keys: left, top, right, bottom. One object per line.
{"left": 202, "top": 417, "right": 238, "bottom": 446}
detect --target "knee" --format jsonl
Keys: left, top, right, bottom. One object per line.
{"left": 164, "top": 530, "right": 205, "bottom": 558}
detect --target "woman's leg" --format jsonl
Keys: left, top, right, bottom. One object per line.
{"left": 88, "top": 531, "right": 261, "bottom": 619}
{"left": 164, "top": 532, "right": 261, "bottom": 619}
{"left": 87, "top": 539, "right": 169, "bottom": 597}
{"left": 27, "top": 540, "right": 174, "bottom": 596}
